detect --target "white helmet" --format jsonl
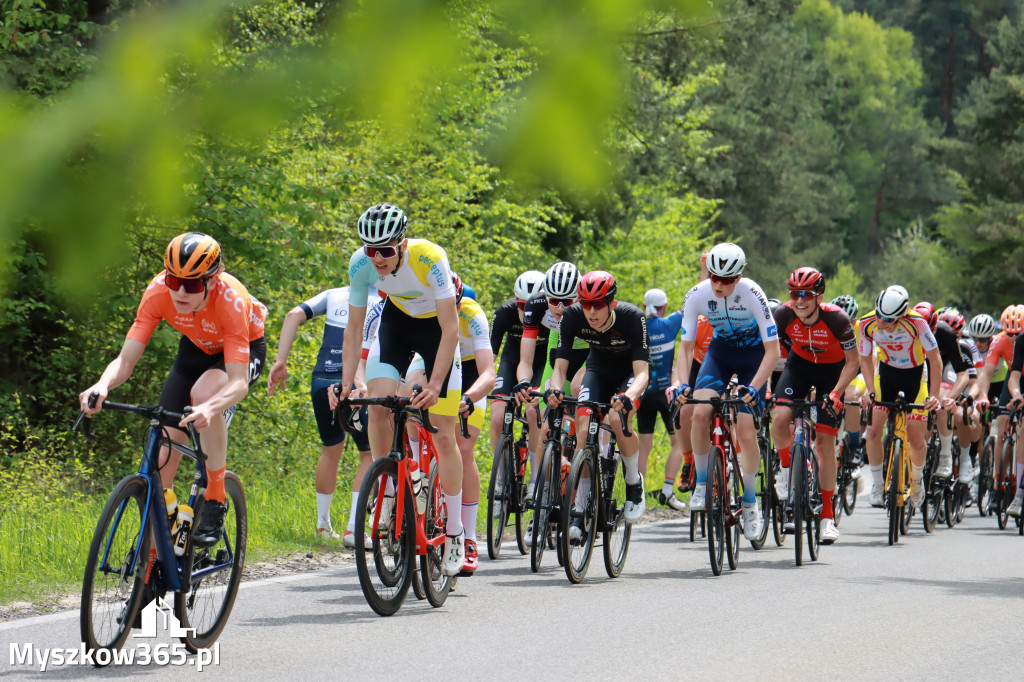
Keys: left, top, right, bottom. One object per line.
{"left": 874, "top": 285, "right": 910, "bottom": 319}
{"left": 968, "top": 313, "right": 997, "bottom": 339}
{"left": 514, "top": 270, "right": 545, "bottom": 300}
{"left": 544, "top": 262, "right": 580, "bottom": 299}
{"left": 357, "top": 203, "right": 407, "bottom": 246}
{"left": 706, "top": 242, "right": 746, "bottom": 278}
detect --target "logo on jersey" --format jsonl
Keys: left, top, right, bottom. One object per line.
{"left": 708, "top": 301, "right": 718, "bottom": 312}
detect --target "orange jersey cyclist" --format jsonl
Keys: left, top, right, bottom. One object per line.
{"left": 329, "top": 203, "right": 467, "bottom": 576}
{"left": 857, "top": 286, "right": 942, "bottom": 510}
{"left": 770, "top": 267, "right": 859, "bottom": 545}
{"left": 79, "top": 233, "right": 267, "bottom": 548}
{"left": 545, "top": 271, "right": 651, "bottom": 537}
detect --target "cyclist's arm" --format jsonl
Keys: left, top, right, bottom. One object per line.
{"left": 625, "top": 359, "right": 649, "bottom": 404}
{"left": 465, "top": 349, "right": 497, "bottom": 404}
{"left": 859, "top": 354, "right": 876, "bottom": 408}
{"left": 548, "top": 357, "right": 569, "bottom": 398}
{"left": 944, "top": 370, "right": 970, "bottom": 402}
{"left": 1008, "top": 370, "right": 1022, "bottom": 405}
{"left": 832, "top": 344, "right": 861, "bottom": 397}
{"left": 750, "top": 338, "right": 780, "bottom": 391}
{"left": 427, "top": 296, "right": 460, "bottom": 399}
{"left": 180, "top": 361, "right": 249, "bottom": 431}
{"left": 80, "top": 338, "right": 146, "bottom": 414}
{"left": 517, "top": 335, "right": 538, "bottom": 384}
{"left": 673, "top": 339, "right": 694, "bottom": 390}
{"left": 924, "top": 346, "right": 942, "bottom": 399}
{"left": 267, "top": 305, "right": 306, "bottom": 396}
{"left": 340, "top": 304, "right": 367, "bottom": 393}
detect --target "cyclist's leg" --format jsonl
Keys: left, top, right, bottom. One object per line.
{"left": 691, "top": 345, "right": 733, "bottom": 493}
{"left": 636, "top": 391, "right": 657, "bottom": 477}
{"left": 311, "top": 376, "right": 349, "bottom": 536}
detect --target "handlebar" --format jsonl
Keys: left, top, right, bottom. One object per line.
{"left": 73, "top": 393, "right": 206, "bottom": 461}
{"left": 332, "top": 384, "right": 438, "bottom": 434}
{"left": 865, "top": 391, "right": 931, "bottom": 427}
{"left": 488, "top": 393, "right": 539, "bottom": 428}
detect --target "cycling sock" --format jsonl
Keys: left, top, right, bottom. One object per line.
{"left": 959, "top": 448, "right": 972, "bottom": 471}
{"left": 622, "top": 452, "right": 641, "bottom": 485}
{"left": 408, "top": 436, "right": 420, "bottom": 457}
{"left": 461, "top": 502, "right": 478, "bottom": 542}
{"left": 821, "top": 489, "right": 834, "bottom": 519}
{"left": 911, "top": 463, "right": 924, "bottom": 481}
{"left": 662, "top": 478, "right": 674, "bottom": 496}
{"left": 940, "top": 434, "right": 953, "bottom": 456}
{"left": 779, "top": 446, "right": 791, "bottom": 468}
{"left": 871, "top": 465, "right": 883, "bottom": 486}
{"left": 316, "top": 492, "right": 333, "bottom": 529}
{"left": 574, "top": 477, "right": 591, "bottom": 512}
{"left": 347, "top": 491, "right": 359, "bottom": 532}
{"left": 682, "top": 449, "right": 694, "bottom": 464}
{"left": 741, "top": 472, "right": 756, "bottom": 504}
{"left": 206, "top": 467, "right": 226, "bottom": 503}
{"left": 694, "top": 452, "right": 710, "bottom": 484}
{"left": 848, "top": 430, "right": 861, "bottom": 450}
{"left": 528, "top": 449, "right": 536, "bottom": 473}
{"left": 444, "top": 492, "right": 464, "bottom": 535}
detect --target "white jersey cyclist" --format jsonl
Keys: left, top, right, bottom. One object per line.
{"left": 301, "top": 287, "right": 381, "bottom": 375}
{"left": 349, "top": 238, "right": 456, "bottom": 318}
{"left": 857, "top": 314, "right": 937, "bottom": 369}
{"left": 681, "top": 278, "right": 779, "bottom": 348}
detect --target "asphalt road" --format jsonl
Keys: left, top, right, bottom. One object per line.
{"left": 4, "top": 489, "right": 1024, "bottom": 680}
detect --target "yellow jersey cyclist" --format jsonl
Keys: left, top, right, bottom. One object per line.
{"left": 545, "top": 271, "right": 651, "bottom": 536}
{"left": 329, "top": 203, "right": 466, "bottom": 576}
{"left": 857, "top": 286, "right": 942, "bottom": 510}
{"left": 79, "top": 233, "right": 267, "bottom": 548}
{"left": 832, "top": 295, "right": 867, "bottom": 465}
{"left": 405, "top": 273, "right": 495, "bottom": 573}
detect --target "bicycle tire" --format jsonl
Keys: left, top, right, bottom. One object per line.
{"left": 420, "top": 461, "right": 451, "bottom": 608}
{"left": 749, "top": 442, "right": 770, "bottom": 550}
{"left": 602, "top": 455, "right": 631, "bottom": 578}
{"left": 563, "top": 445, "right": 598, "bottom": 584}
{"left": 706, "top": 449, "right": 726, "bottom": 576}
{"left": 806, "top": 453, "right": 820, "bottom": 562}
{"left": 689, "top": 510, "right": 703, "bottom": 542}
{"left": 977, "top": 436, "right": 994, "bottom": 517}
{"left": 530, "top": 443, "right": 556, "bottom": 572}
{"left": 770, "top": 449, "right": 787, "bottom": 547}
{"left": 354, "top": 457, "right": 415, "bottom": 616}
{"left": 942, "top": 483, "right": 956, "bottom": 529}
{"left": 921, "top": 455, "right": 939, "bottom": 533}
{"left": 833, "top": 435, "right": 849, "bottom": 528}
{"left": 81, "top": 475, "right": 151, "bottom": 663}
{"left": 411, "top": 565, "right": 426, "bottom": 600}
{"left": 997, "top": 440, "right": 1013, "bottom": 530}
{"left": 954, "top": 482, "right": 967, "bottom": 524}
{"left": 176, "top": 473, "right": 247, "bottom": 652}
{"left": 884, "top": 435, "right": 899, "bottom": 545}
{"left": 486, "top": 434, "right": 514, "bottom": 560}
{"left": 842, "top": 474, "right": 859, "bottom": 516}
{"left": 792, "top": 444, "right": 805, "bottom": 566}
{"left": 725, "top": 457, "right": 740, "bottom": 570}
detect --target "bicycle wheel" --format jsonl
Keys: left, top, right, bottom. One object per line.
{"left": 602, "top": 456, "right": 631, "bottom": 578}
{"left": 977, "top": 436, "right": 994, "bottom": 517}
{"left": 954, "top": 482, "right": 967, "bottom": 524}
{"left": 411, "top": 565, "right": 426, "bottom": 600}
{"left": 792, "top": 445, "right": 805, "bottom": 566}
{"left": 81, "top": 475, "right": 151, "bottom": 662}
{"left": 884, "top": 435, "right": 900, "bottom": 546}
{"left": 997, "top": 441, "right": 1013, "bottom": 530}
{"left": 725, "top": 457, "right": 741, "bottom": 570}
{"left": 530, "top": 443, "right": 556, "bottom": 572}
{"left": 486, "top": 434, "right": 514, "bottom": 560}
{"left": 842, "top": 473, "right": 859, "bottom": 515}
{"left": 706, "top": 450, "right": 726, "bottom": 576}
{"left": 943, "top": 483, "right": 957, "bottom": 529}
{"left": 176, "top": 473, "right": 247, "bottom": 652}
{"left": 749, "top": 442, "right": 770, "bottom": 550}
{"left": 806, "top": 453, "right": 820, "bottom": 562}
{"left": 420, "top": 461, "right": 451, "bottom": 608}
{"left": 354, "top": 457, "right": 414, "bottom": 616}
{"left": 833, "top": 435, "right": 849, "bottom": 528}
{"left": 514, "top": 442, "right": 530, "bottom": 556}
{"left": 770, "top": 449, "right": 787, "bottom": 547}
{"left": 689, "top": 510, "right": 703, "bottom": 542}
{"left": 921, "top": 457, "right": 939, "bottom": 533}
{"left": 562, "top": 446, "right": 598, "bottom": 584}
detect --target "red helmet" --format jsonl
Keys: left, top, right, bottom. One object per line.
{"left": 577, "top": 270, "right": 617, "bottom": 303}
{"left": 913, "top": 302, "right": 937, "bottom": 332}
{"left": 937, "top": 307, "right": 965, "bottom": 334}
{"left": 452, "top": 273, "right": 464, "bottom": 304}
{"left": 787, "top": 267, "right": 825, "bottom": 295}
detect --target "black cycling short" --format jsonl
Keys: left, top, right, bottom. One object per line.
{"left": 637, "top": 386, "right": 674, "bottom": 435}
{"left": 493, "top": 348, "right": 545, "bottom": 396}
{"left": 310, "top": 376, "right": 371, "bottom": 450}
{"left": 157, "top": 334, "right": 266, "bottom": 433}
{"left": 578, "top": 352, "right": 635, "bottom": 412}
{"left": 773, "top": 353, "right": 844, "bottom": 435}
{"left": 877, "top": 363, "right": 924, "bottom": 403}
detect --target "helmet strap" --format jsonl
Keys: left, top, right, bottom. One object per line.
{"left": 388, "top": 241, "right": 406, "bottom": 277}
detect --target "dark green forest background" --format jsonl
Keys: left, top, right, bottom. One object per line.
{"left": 1, "top": 0, "right": 1022, "bottom": 497}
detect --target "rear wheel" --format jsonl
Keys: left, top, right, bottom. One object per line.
{"left": 921, "top": 456, "right": 939, "bottom": 533}
{"left": 725, "top": 456, "right": 741, "bottom": 570}
{"left": 977, "top": 436, "right": 994, "bottom": 517}
{"left": 884, "top": 436, "right": 900, "bottom": 546}
{"left": 563, "top": 446, "right": 598, "bottom": 584}
{"left": 997, "top": 441, "right": 1014, "bottom": 530}
{"left": 792, "top": 445, "right": 805, "bottom": 566}
{"left": 530, "top": 443, "right": 556, "bottom": 572}
{"left": 420, "top": 461, "right": 451, "bottom": 608}
{"left": 354, "top": 457, "right": 414, "bottom": 616}
{"left": 749, "top": 442, "right": 770, "bottom": 550}
{"left": 601, "top": 455, "right": 631, "bottom": 578}
{"left": 486, "top": 434, "right": 515, "bottom": 560}
{"left": 706, "top": 450, "right": 726, "bottom": 576}
{"left": 842, "top": 474, "right": 859, "bottom": 515}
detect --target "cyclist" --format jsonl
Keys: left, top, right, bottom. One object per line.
{"left": 1004, "top": 325, "right": 1024, "bottom": 516}
{"left": 857, "top": 286, "right": 941, "bottom": 510}
{"left": 936, "top": 307, "right": 981, "bottom": 484}
{"left": 405, "top": 273, "right": 495, "bottom": 573}
{"left": 267, "top": 285, "right": 380, "bottom": 545}
{"left": 79, "top": 233, "right": 267, "bottom": 548}
{"left": 488, "top": 270, "right": 546, "bottom": 514}
{"left": 637, "top": 288, "right": 686, "bottom": 512}
{"left": 545, "top": 271, "right": 651, "bottom": 535}
{"left": 770, "top": 267, "right": 859, "bottom": 545}
{"left": 672, "top": 242, "right": 780, "bottom": 543}
{"left": 833, "top": 294, "right": 867, "bottom": 467}
{"left": 329, "top": 203, "right": 466, "bottom": 576}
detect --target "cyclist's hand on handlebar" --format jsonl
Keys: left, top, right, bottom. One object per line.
{"left": 859, "top": 392, "right": 874, "bottom": 412}
{"left": 180, "top": 402, "right": 217, "bottom": 431}
{"left": 79, "top": 385, "right": 107, "bottom": 416}
{"left": 739, "top": 384, "right": 763, "bottom": 407}
{"left": 351, "top": 381, "right": 368, "bottom": 399}
{"left": 327, "top": 383, "right": 345, "bottom": 410}
{"left": 459, "top": 395, "right": 475, "bottom": 416}
{"left": 411, "top": 381, "right": 441, "bottom": 409}
{"left": 544, "top": 388, "right": 563, "bottom": 408}
{"left": 512, "top": 380, "right": 533, "bottom": 405}
{"left": 611, "top": 393, "right": 633, "bottom": 414}
{"left": 923, "top": 395, "right": 941, "bottom": 412}
{"left": 671, "top": 384, "right": 691, "bottom": 405}
{"left": 975, "top": 395, "right": 990, "bottom": 412}
{"left": 940, "top": 396, "right": 957, "bottom": 411}
{"left": 827, "top": 390, "right": 844, "bottom": 413}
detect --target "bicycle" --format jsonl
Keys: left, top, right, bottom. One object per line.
{"left": 485, "top": 394, "right": 538, "bottom": 559}
{"left": 757, "top": 410, "right": 787, "bottom": 547}
{"left": 869, "top": 392, "right": 931, "bottom": 545}
{"left": 976, "top": 405, "right": 998, "bottom": 517}
{"left": 992, "top": 404, "right": 1021, "bottom": 530}
{"left": 560, "top": 398, "right": 634, "bottom": 583}
{"left": 339, "top": 387, "right": 468, "bottom": 616}
{"left": 529, "top": 393, "right": 574, "bottom": 573}
{"left": 833, "top": 401, "right": 866, "bottom": 523}
{"left": 774, "top": 398, "right": 827, "bottom": 566}
{"left": 75, "top": 396, "right": 246, "bottom": 663}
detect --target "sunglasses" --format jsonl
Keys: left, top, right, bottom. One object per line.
{"left": 579, "top": 300, "right": 609, "bottom": 311}
{"left": 877, "top": 314, "right": 900, "bottom": 324}
{"left": 710, "top": 274, "right": 739, "bottom": 285}
{"left": 364, "top": 244, "right": 399, "bottom": 259}
{"left": 165, "top": 274, "right": 207, "bottom": 294}
{"left": 516, "top": 299, "right": 527, "bottom": 311}
{"left": 547, "top": 297, "right": 575, "bottom": 308}
{"left": 789, "top": 290, "right": 817, "bottom": 300}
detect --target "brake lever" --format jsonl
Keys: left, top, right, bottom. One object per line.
{"left": 73, "top": 392, "right": 100, "bottom": 441}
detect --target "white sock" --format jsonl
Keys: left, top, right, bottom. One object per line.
{"left": 346, "top": 491, "right": 359, "bottom": 532}
{"left": 574, "top": 477, "right": 592, "bottom": 512}
{"left": 528, "top": 449, "right": 536, "bottom": 473}
{"left": 911, "top": 463, "right": 924, "bottom": 481}
{"left": 461, "top": 502, "right": 478, "bottom": 542}
{"left": 661, "top": 480, "right": 674, "bottom": 497}
{"left": 959, "top": 448, "right": 971, "bottom": 469}
{"left": 694, "top": 452, "right": 710, "bottom": 483}
{"left": 409, "top": 436, "right": 420, "bottom": 457}
{"left": 444, "top": 492, "right": 464, "bottom": 535}
{"left": 779, "top": 467, "right": 790, "bottom": 485}
{"left": 316, "top": 492, "right": 333, "bottom": 529}
{"left": 940, "top": 434, "right": 953, "bottom": 456}
{"left": 871, "top": 465, "right": 883, "bottom": 486}
{"left": 622, "top": 452, "right": 641, "bottom": 485}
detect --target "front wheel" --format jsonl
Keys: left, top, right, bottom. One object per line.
{"left": 792, "top": 446, "right": 805, "bottom": 566}
{"left": 420, "top": 461, "right": 451, "bottom": 608}
{"left": 562, "top": 446, "right": 598, "bottom": 584}
{"left": 806, "top": 454, "right": 820, "bottom": 562}
{"left": 842, "top": 475, "right": 859, "bottom": 515}
{"left": 977, "top": 436, "right": 994, "bottom": 517}
{"left": 485, "top": 434, "right": 515, "bottom": 560}
{"left": 81, "top": 475, "right": 151, "bottom": 664}
{"left": 601, "top": 456, "right": 631, "bottom": 578}
{"left": 885, "top": 436, "right": 900, "bottom": 546}
{"left": 921, "top": 459, "right": 939, "bottom": 534}
{"left": 706, "top": 450, "right": 726, "bottom": 576}
{"left": 530, "top": 444, "right": 556, "bottom": 572}
{"left": 749, "top": 442, "right": 770, "bottom": 550}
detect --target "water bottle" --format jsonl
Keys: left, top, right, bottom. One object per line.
{"left": 409, "top": 460, "right": 427, "bottom": 514}
{"left": 517, "top": 445, "right": 528, "bottom": 477}
{"left": 560, "top": 454, "right": 571, "bottom": 495}
{"left": 164, "top": 489, "right": 180, "bottom": 536}
{"left": 174, "top": 505, "right": 194, "bottom": 556}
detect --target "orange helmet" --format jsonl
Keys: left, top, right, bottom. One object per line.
{"left": 1001, "top": 304, "right": 1024, "bottom": 335}
{"left": 164, "top": 233, "right": 222, "bottom": 279}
